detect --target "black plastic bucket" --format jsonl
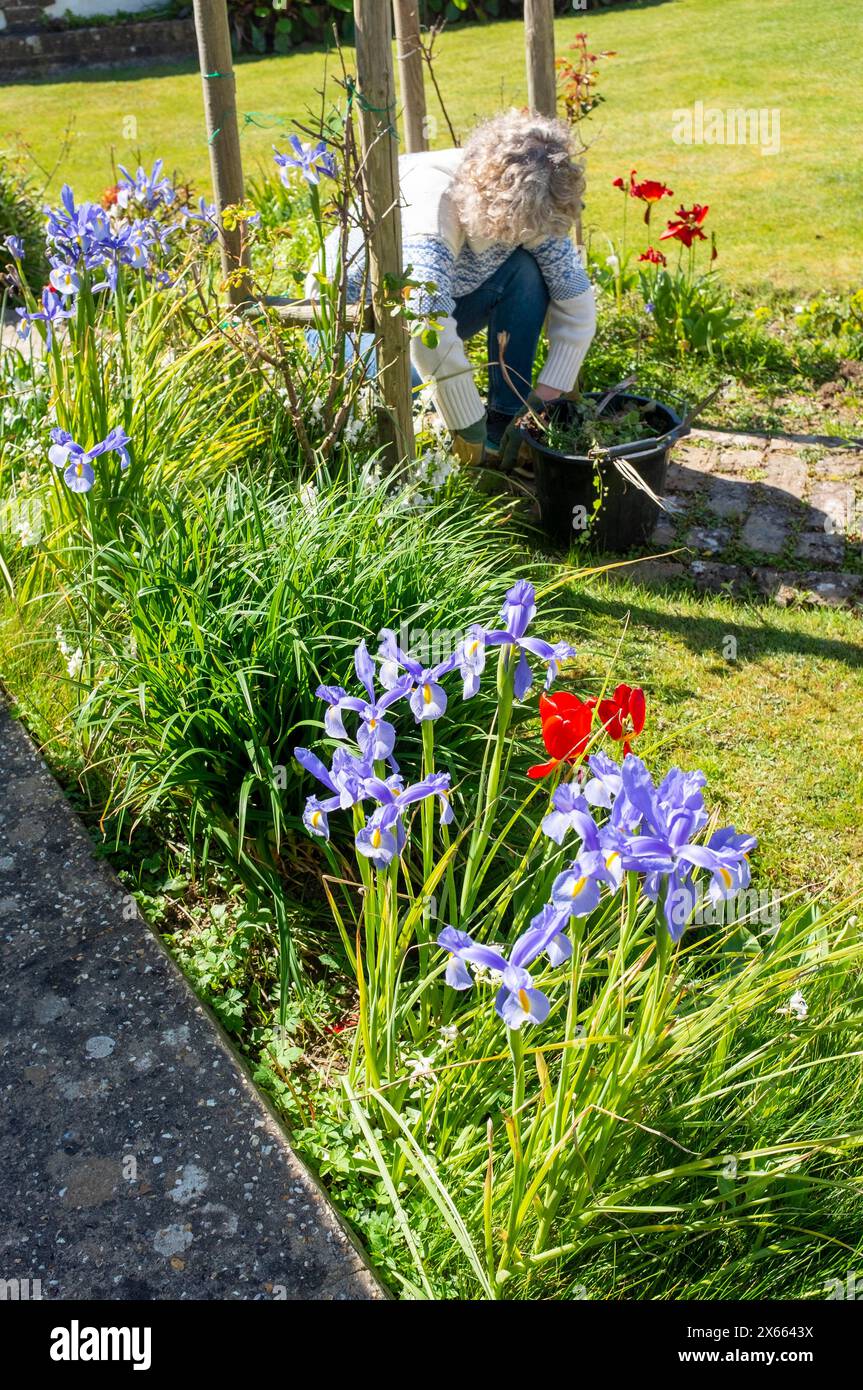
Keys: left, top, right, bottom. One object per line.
{"left": 520, "top": 393, "right": 683, "bottom": 550}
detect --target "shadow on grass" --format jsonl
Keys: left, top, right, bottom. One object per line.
{"left": 569, "top": 583, "right": 863, "bottom": 673}
{"left": 0, "top": 44, "right": 336, "bottom": 89}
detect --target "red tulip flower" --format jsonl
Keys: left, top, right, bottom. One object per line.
{"left": 660, "top": 204, "right": 710, "bottom": 247}
{"left": 674, "top": 203, "right": 710, "bottom": 227}
{"left": 528, "top": 691, "right": 596, "bottom": 780}
{"left": 624, "top": 171, "right": 674, "bottom": 224}
{"left": 596, "top": 684, "right": 646, "bottom": 756}
{"left": 660, "top": 221, "right": 707, "bottom": 247}
{"left": 639, "top": 246, "right": 667, "bottom": 266}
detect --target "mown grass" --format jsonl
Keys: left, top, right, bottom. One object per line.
{"left": 2, "top": 0, "right": 861, "bottom": 289}
{"left": 569, "top": 571, "right": 863, "bottom": 898}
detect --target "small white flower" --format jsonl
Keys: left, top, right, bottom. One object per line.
{"left": 606, "top": 253, "right": 620, "bottom": 270}
{"left": 439, "top": 1024, "right": 459, "bottom": 1048}
{"left": 66, "top": 647, "right": 84, "bottom": 680}
{"left": 472, "top": 963, "right": 502, "bottom": 986}
{"left": 778, "top": 989, "right": 808, "bottom": 1021}
{"left": 406, "top": 1052, "right": 437, "bottom": 1091}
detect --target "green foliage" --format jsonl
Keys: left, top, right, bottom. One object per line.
{"left": 794, "top": 290, "right": 863, "bottom": 363}
{"left": 544, "top": 398, "right": 657, "bottom": 454}
{"left": 0, "top": 158, "right": 48, "bottom": 296}
{"left": 639, "top": 266, "right": 745, "bottom": 358}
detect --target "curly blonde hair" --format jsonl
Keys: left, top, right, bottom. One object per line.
{"left": 450, "top": 109, "right": 584, "bottom": 245}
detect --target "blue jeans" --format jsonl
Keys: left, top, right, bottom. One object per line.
{"left": 306, "top": 248, "right": 550, "bottom": 441}
{"left": 453, "top": 247, "right": 550, "bottom": 432}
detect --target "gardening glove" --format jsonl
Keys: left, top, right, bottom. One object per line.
{"left": 450, "top": 414, "right": 488, "bottom": 466}
{"left": 498, "top": 391, "right": 548, "bottom": 473}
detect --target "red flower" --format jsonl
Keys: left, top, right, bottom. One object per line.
{"left": 660, "top": 221, "right": 707, "bottom": 247}
{"left": 674, "top": 203, "right": 710, "bottom": 227}
{"left": 619, "top": 170, "right": 674, "bottom": 224}
{"left": 612, "top": 176, "right": 626, "bottom": 190}
{"left": 661, "top": 203, "right": 709, "bottom": 247}
{"left": 101, "top": 184, "right": 120, "bottom": 209}
{"left": 639, "top": 246, "right": 667, "bottom": 266}
{"left": 631, "top": 177, "right": 674, "bottom": 204}
{"left": 528, "top": 691, "right": 596, "bottom": 780}
{"left": 596, "top": 684, "right": 645, "bottom": 756}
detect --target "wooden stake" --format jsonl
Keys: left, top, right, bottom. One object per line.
{"left": 392, "top": 0, "right": 428, "bottom": 153}
{"left": 353, "top": 0, "right": 414, "bottom": 465}
{"left": 524, "top": 0, "right": 557, "bottom": 119}
{"left": 192, "top": 0, "right": 250, "bottom": 304}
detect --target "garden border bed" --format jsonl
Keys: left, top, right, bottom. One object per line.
{"left": 0, "top": 18, "right": 197, "bottom": 80}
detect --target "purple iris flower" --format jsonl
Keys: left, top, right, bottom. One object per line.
{"left": 295, "top": 745, "right": 373, "bottom": 815}
{"left": 303, "top": 795, "right": 338, "bottom": 840}
{"left": 182, "top": 196, "right": 219, "bottom": 244}
{"left": 117, "top": 159, "right": 176, "bottom": 212}
{"left": 316, "top": 640, "right": 411, "bottom": 761}
{"left": 3, "top": 235, "right": 25, "bottom": 261}
{"left": 45, "top": 186, "right": 112, "bottom": 267}
{"left": 704, "top": 825, "right": 757, "bottom": 902}
{"left": 582, "top": 750, "right": 622, "bottom": 809}
{"left": 355, "top": 772, "right": 453, "bottom": 869}
{"left": 550, "top": 848, "right": 615, "bottom": 919}
{"left": 454, "top": 623, "right": 488, "bottom": 700}
{"left": 377, "top": 628, "right": 459, "bottom": 722}
{"left": 437, "top": 907, "right": 570, "bottom": 1030}
{"left": 616, "top": 756, "right": 753, "bottom": 940}
{"left": 47, "top": 426, "right": 131, "bottom": 493}
{"left": 580, "top": 750, "right": 645, "bottom": 833}
{"left": 48, "top": 263, "right": 80, "bottom": 298}
{"left": 91, "top": 260, "right": 120, "bottom": 295}
{"left": 481, "top": 581, "right": 576, "bottom": 700}
{"left": 541, "top": 782, "right": 595, "bottom": 846}
{"left": 273, "top": 137, "right": 337, "bottom": 187}
{"left": 16, "top": 287, "right": 75, "bottom": 350}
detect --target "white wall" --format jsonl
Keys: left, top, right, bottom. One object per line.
{"left": 44, "top": 0, "right": 159, "bottom": 17}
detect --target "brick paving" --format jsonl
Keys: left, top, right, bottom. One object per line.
{"left": 640, "top": 430, "right": 863, "bottom": 608}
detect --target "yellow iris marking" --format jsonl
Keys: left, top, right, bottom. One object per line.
{"left": 310, "top": 811, "right": 322, "bottom": 828}
{"left": 75, "top": 461, "right": 84, "bottom": 476}
{"left": 368, "top": 718, "right": 377, "bottom": 729}
{"left": 606, "top": 851, "right": 619, "bottom": 867}
{"left": 423, "top": 684, "right": 433, "bottom": 705}
{"left": 371, "top": 828, "right": 382, "bottom": 849}
{"left": 570, "top": 875, "right": 586, "bottom": 898}
{"left": 467, "top": 640, "right": 480, "bottom": 655}
{"left": 518, "top": 988, "right": 531, "bottom": 1014}
{"left": 719, "top": 866, "right": 733, "bottom": 888}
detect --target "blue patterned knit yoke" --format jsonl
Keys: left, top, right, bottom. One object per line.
{"left": 326, "top": 225, "right": 590, "bottom": 318}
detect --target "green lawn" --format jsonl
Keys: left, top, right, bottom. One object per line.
{"left": 2, "top": 0, "right": 861, "bottom": 290}
{"left": 574, "top": 574, "right": 863, "bottom": 900}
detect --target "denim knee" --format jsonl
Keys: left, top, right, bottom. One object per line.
{"left": 505, "top": 248, "right": 549, "bottom": 309}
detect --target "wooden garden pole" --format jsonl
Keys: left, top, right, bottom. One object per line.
{"left": 353, "top": 0, "right": 415, "bottom": 465}
{"left": 524, "top": 0, "right": 557, "bottom": 119}
{"left": 392, "top": 0, "right": 428, "bottom": 153}
{"left": 524, "top": 1, "right": 583, "bottom": 252}
{"left": 192, "top": 0, "right": 250, "bottom": 304}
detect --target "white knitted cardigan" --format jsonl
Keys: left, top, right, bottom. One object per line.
{"left": 306, "top": 147, "right": 597, "bottom": 431}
